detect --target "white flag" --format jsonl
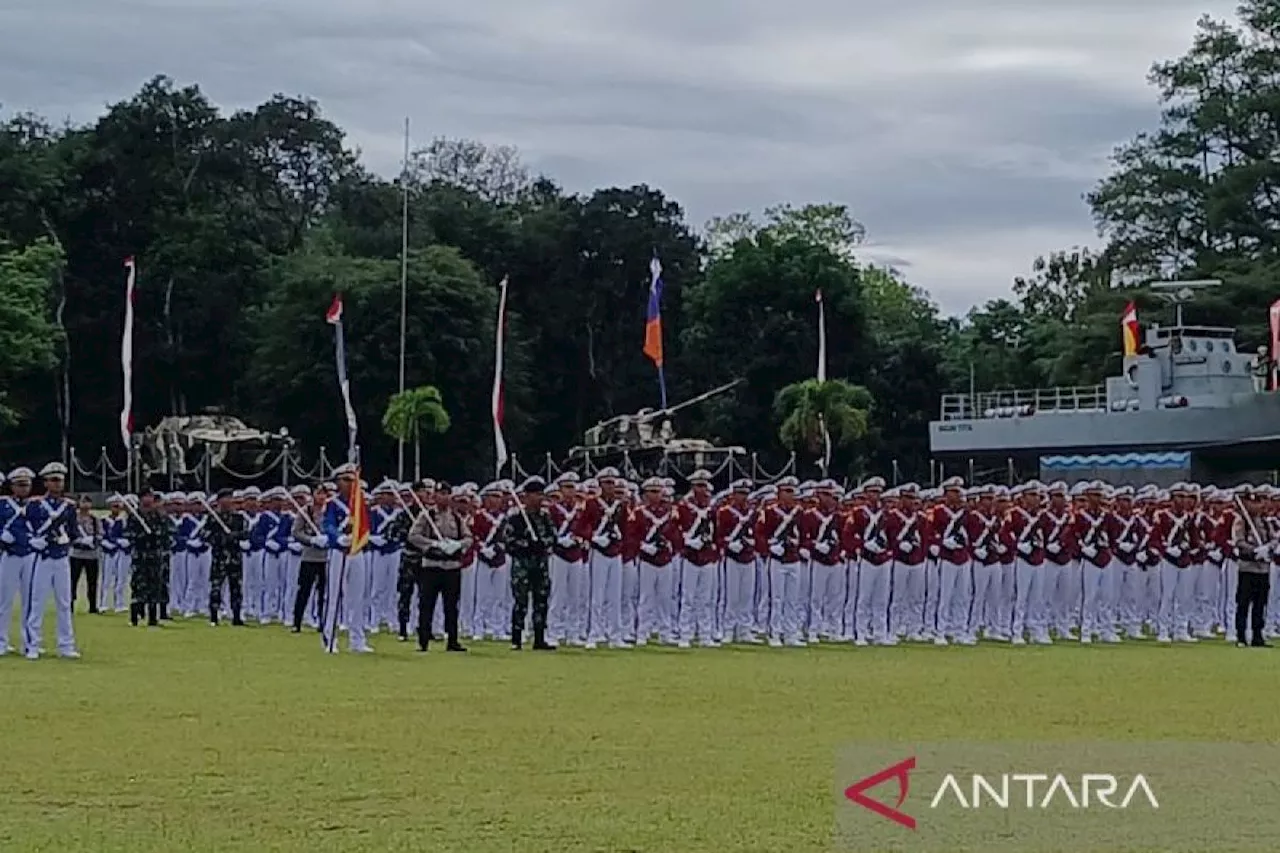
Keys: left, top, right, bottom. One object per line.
{"left": 492, "top": 276, "right": 509, "bottom": 475}
{"left": 120, "top": 257, "right": 136, "bottom": 450}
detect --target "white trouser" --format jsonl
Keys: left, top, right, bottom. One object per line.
{"left": 838, "top": 559, "right": 859, "bottom": 640}
{"left": 721, "top": 557, "right": 756, "bottom": 641}
{"left": 283, "top": 551, "right": 302, "bottom": 624}
{"left": 547, "top": 555, "right": 572, "bottom": 640}
{"left": 184, "top": 551, "right": 212, "bottom": 616}
{"left": 678, "top": 558, "right": 717, "bottom": 643}
{"left": 25, "top": 554, "right": 77, "bottom": 656}
{"left": 99, "top": 549, "right": 128, "bottom": 611}
{"left": 855, "top": 559, "right": 891, "bottom": 643}
{"left": 242, "top": 551, "right": 264, "bottom": 619}
{"left": 562, "top": 560, "right": 588, "bottom": 642}
{"left": 1268, "top": 564, "right": 1280, "bottom": 631}
{"left": 322, "top": 550, "right": 370, "bottom": 652}
{"left": 366, "top": 550, "right": 398, "bottom": 630}
{"left": 890, "top": 562, "right": 926, "bottom": 638}
{"left": 1156, "top": 561, "right": 1196, "bottom": 640}
{"left": 473, "top": 558, "right": 509, "bottom": 638}
{"left": 810, "top": 559, "right": 844, "bottom": 637}
{"left": 1080, "top": 560, "right": 1118, "bottom": 637}
{"left": 256, "top": 550, "right": 283, "bottom": 623}
{"left": 1048, "top": 559, "right": 1079, "bottom": 632}
{"left": 621, "top": 559, "right": 640, "bottom": 641}
{"left": 636, "top": 561, "right": 676, "bottom": 641}
{"left": 1192, "top": 562, "right": 1219, "bottom": 633}
{"left": 587, "top": 552, "right": 623, "bottom": 643}
{"left": 968, "top": 561, "right": 1001, "bottom": 637}
{"left": 1011, "top": 559, "right": 1049, "bottom": 640}
{"left": 932, "top": 558, "right": 971, "bottom": 638}
{"left": 1117, "top": 563, "right": 1144, "bottom": 631}
{"left": 0, "top": 553, "right": 35, "bottom": 652}
{"left": 753, "top": 559, "right": 770, "bottom": 634}
{"left": 766, "top": 559, "right": 804, "bottom": 642}
{"left": 1221, "top": 561, "right": 1239, "bottom": 634}
{"left": 168, "top": 552, "right": 186, "bottom": 613}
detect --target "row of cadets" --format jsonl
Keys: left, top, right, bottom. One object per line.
{"left": 100, "top": 492, "right": 136, "bottom": 612}
{"left": 0, "top": 463, "right": 81, "bottom": 659}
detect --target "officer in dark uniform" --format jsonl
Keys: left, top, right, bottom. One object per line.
{"left": 127, "top": 488, "right": 176, "bottom": 627}
{"left": 499, "top": 476, "right": 557, "bottom": 651}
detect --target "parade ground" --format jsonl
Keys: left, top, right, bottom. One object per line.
{"left": 1, "top": 613, "right": 1277, "bottom": 853}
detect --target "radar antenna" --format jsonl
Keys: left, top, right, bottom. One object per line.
{"left": 1149, "top": 279, "right": 1221, "bottom": 327}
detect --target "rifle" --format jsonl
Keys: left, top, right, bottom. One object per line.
{"left": 769, "top": 506, "right": 801, "bottom": 549}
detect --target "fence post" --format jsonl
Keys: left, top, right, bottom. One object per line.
{"left": 891, "top": 459, "right": 900, "bottom": 486}
{"left": 69, "top": 446, "right": 77, "bottom": 494}
{"left": 100, "top": 446, "right": 108, "bottom": 494}
{"left": 1007, "top": 457, "right": 1015, "bottom": 486}
{"left": 968, "top": 458, "right": 975, "bottom": 484}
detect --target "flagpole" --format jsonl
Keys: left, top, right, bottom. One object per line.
{"left": 397, "top": 116, "right": 410, "bottom": 480}
{"left": 816, "top": 289, "right": 830, "bottom": 476}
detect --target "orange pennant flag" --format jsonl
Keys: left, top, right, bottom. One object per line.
{"left": 348, "top": 467, "right": 372, "bottom": 555}
{"left": 1121, "top": 302, "right": 1141, "bottom": 357}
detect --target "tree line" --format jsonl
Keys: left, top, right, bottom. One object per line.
{"left": 4, "top": 1, "right": 1280, "bottom": 482}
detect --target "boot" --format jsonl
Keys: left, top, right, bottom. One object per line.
{"left": 130, "top": 602, "right": 142, "bottom": 627}
{"left": 147, "top": 603, "right": 159, "bottom": 627}
{"left": 511, "top": 628, "right": 523, "bottom": 650}
{"left": 232, "top": 606, "right": 244, "bottom": 627}
{"left": 160, "top": 604, "right": 171, "bottom": 621}
{"left": 533, "top": 627, "right": 556, "bottom": 651}
{"left": 210, "top": 608, "right": 219, "bottom": 626}
{"left": 398, "top": 621, "right": 409, "bottom": 642}
{"left": 446, "top": 632, "right": 467, "bottom": 653}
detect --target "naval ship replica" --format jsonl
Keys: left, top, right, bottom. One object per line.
{"left": 929, "top": 280, "right": 1280, "bottom": 485}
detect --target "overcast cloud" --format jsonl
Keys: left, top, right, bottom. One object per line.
{"left": 1, "top": 0, "right": 1238, "bottom": 314}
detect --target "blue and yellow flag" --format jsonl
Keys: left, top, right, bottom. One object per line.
{"left": 643, "top": 255, "right": 668, "bottom": 407}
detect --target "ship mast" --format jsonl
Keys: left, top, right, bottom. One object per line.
{"left": 1150, "top": 279, "right": 1221, "bottom": 326}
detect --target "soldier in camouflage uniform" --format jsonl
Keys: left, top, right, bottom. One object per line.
{"left": 499, "top": 476, "right": 558, "bottom": 651}
{"left": 127, "top": 488, "right": 176, "bottom": 627}
{"left": 389, "top": 498, "right": 420, "bottom": 641}
{"left": 206, "top": 488, "right": 247, "bottom": 626}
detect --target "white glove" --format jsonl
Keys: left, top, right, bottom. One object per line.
{"left": 814, "top": 541, "right": 831, "bottom": 556}
{"left": 864, "top": 540, "right": 883, "bottom": 555}
{"left": 973, "top": 546, "right": 988, "bottom": 562}
{"left": 1256, "top": 544, "right": 1271, "bottom": 562}
{"left": 76, "top": 536, "right": 94, "bottom": 548}
{"left": 480, "top": 544, "right": 497, "bottom": 560}
{"left": 0, "top": 530, "right": 14, "bottom": 545}
{"left": 769, "top": 542, "right": 784, "bottom": 558}
{"left": 119, "top": 537, "right": 131, "bottom": 549}
{"left": 337, "top": 534, "right": 352, "bottom": 548}
{"left": 1046, "top": 542, "right": 1061, "bottom": 556}
{"left": 1016, "top": 540, "right": 1032, "bottom": 557}
{"left": 287, "top": 541, "right": 303, "bottom": 554}
{"left": 101, "top": 539, "right": 117, "bottom": 551}
{"left": 265, "top": 539, "right": 282, "bottom": 553}
{"left": 727, "top": 540, "right": 744, "bottom": 555}
{"left": 369, "top": 534, "right": 387, "bottom": 548}
{"left": 187, "top": 538, "right": 202, "bottom": 550}
{"left": 996, "top": 543, "right": 1008, "bottom": 556}
{"left": 1117, "top": 541, "right": 1135, "bottom": 553}
{"left": 1208, "top": 548, "right": 1222, "bottom": 564}
{"left": 898, "top": 540, "right": 912, "bottom": 555}
{"left": 942, "top": 537, "right": 961, "bottom": 551}
{"left": 928, "top": 544, "right": 940, "bottom": 558}
{"left": 556, "top": 535, "right": 575, "bottom": 549}
{"left": 591, "top": 534, "right": 610, "bottom": 549}
{"left": 30, "top": 536, "right": 48, "bottom": 551}
{"left": 54, "top": 532, "right": 70, "bottom": 546}
{"left": 1081, "top": 544, "right": 1098, "bottom": 559}
{"left": 685, "top": 535, "right": 704, "bottom": 551}
{"left": 640, "top": 542, "right": 659, "bottom": 557}
{"left": 799, "top": 547, "right": 811, "bottom": 561}
{"left": 310, "top": 535, "right": 328, "bottom": 549}
{"left": 238, "top": 540, "right": 250, "bottom": 553}
{"left": 1166, "top": 545, "right": 1183, "bottom": 559}
{"left": 445, "top": 539, "right": 466, "bottom": 556}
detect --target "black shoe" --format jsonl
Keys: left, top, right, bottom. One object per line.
{"left": 447, "top": 642, "right": 467, "bottom": 652}
{"left": 532, "top": 628, "right": 556, "bottom": 651}
{"left": 290, "top": 626, "right": 301, "bottom": 634}
{"left": 1252, "top": 639, "right": 1272, "bottom": 648}
{"left": 232, "top": 618, "right": 245, "bottom": 627}
{"left": 130, "top": 603, "right": 141, "bottom": 627}
{"left": 1237, "top": 641, "right": 1249, "bottom": 648}
{"left": 397, "top": 633, "right": 409, "bottom": 643}
{"left": 89, "top": 607, "right": 100, "bottom": 615}
{"left": 511, "top": 628, "right": 523, "bottom": 650}
{"left": 417, "top": 644, "right": 429, "bottom": 653}
{"left": 160, "top": 605, "right": 171, "bottom": 621}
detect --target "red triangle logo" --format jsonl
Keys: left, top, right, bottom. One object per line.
{"left": 844, "top": 756, "right": 916, "bottom": 830}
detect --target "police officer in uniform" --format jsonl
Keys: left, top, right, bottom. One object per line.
{"left": 499, "top": 476, "right": 558, "bottom": 651}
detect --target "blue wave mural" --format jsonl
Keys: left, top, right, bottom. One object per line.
{"left": 1040, "top": 452, "right": 1191, "bottom": 470}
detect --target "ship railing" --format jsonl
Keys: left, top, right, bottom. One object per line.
{"left": 939, "top": 385, "right": 1108, "bottom": 420}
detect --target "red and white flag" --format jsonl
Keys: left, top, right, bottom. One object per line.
{"left": 1269, "top": 298, "right": 1280, "bottom": 391}
{"left": 492, "top": 276, "right": 509, "bottom": 475}
{"left": 120, "top": 257, "right": 137, "bottom": 449}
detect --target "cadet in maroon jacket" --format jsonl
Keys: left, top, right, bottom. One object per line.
{"left": 676, "top": 469, "right": 721, "bottom": 647}
{"left": 1040, "top": 482, "right": 1079, "bottom": 640}
{"left": 1007, "top": 482, "right": 1051, "bottom": 645}
{"left": 1153, "top": 482, "right": 1202, "bottom": 643}
{"left": 629, "top": 478, "right": 682, "bottom": 645}
{"left": 755, "top": 476, "right": 806, "bottom": 647}
{"left": 929, "top": 477, "right": 973, "bottom": 646}
{"left": 885, "top": 484, "right": 932, "bottom": 641}
{"left": 849, "top": 477, "right": 894, "bottom": 646}
{"left": 1075, "top": 482, "right": 1119, "bottom": 643}
{"left": 716, "top": 479, "right": 758, "bottom": 643}
{"left": 800, "top": 481, "right": 845, "bottom": 641}
{"left": 965, "top": 486, "right": 1004, "bottom": 642}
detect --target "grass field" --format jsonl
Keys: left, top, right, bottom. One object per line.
{"left": 2, "top": 603, "right": 1278, "bottom": 853}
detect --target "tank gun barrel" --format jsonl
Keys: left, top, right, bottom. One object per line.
{"left": 638, "top": 378, "right": 744, "bottom": 421}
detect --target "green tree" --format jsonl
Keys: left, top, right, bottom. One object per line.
{"left": 382, "top": 386, "right": 451, "bottom": 480}
{"left": 774, "top": 379, "right": 873, "bottom": 472}
{"left": 0, "top": 239, "right": 61, "bottom": 429}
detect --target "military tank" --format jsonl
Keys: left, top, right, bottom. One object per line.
{"left": 564, "top": 379, "right": 747, "bottom": 478}
{"left": 139, "top": 411, "right": 290, "bottom": 479}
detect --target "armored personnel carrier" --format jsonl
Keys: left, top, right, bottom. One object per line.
{"left": 565, "top": 379, "right": 747, "bottom": 479}
{"left": 139, "top": 411, "right": 290, "bottom": 479}
{"left": 929, "top": 280, "right": 1280, "bottom": 484}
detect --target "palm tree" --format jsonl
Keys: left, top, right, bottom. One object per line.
{"left": 382, "top": 386, "right": 451, "bottom": 480}
{"left": 774, "top": 378, "right": 873, "bottom": 471}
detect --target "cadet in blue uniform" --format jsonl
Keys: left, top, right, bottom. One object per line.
{"left": 22, "top": 462, "right": 81, "bottom": 659}
{"left": 0, "top": 468, "right": 34, "bottom": 656}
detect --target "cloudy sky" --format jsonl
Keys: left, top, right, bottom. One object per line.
{"left": 2, "top": 0, "right": 1239, "bottom": 314}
